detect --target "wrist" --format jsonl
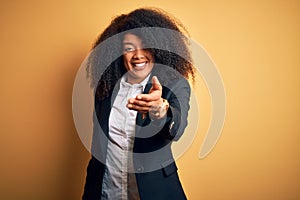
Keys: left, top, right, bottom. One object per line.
{"left": 149, "top": 98, "right": 169, "bottom": 120}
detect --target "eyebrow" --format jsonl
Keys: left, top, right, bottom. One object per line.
{"left": 122, "top": 42, "right": 134, "bottom": 45}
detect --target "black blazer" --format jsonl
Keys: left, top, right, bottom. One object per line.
{"left": 83, "top": 70, "right": 191, "bottom": 200}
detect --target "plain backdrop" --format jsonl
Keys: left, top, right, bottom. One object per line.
{"left": 0, "top": 0, "right": 299, "bottom": 199}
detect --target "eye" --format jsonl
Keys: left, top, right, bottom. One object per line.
{"left": 123, "top": 44, "right": 135, "bottom": 52}
{"left": 124, "top": 47, "right": 134, "bottom": 52}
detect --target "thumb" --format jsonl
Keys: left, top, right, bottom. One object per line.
{"left": 151, "top": 76, "right": 162, "bottom": 91}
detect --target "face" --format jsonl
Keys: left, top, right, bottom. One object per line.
{"left": 122, "top": 33, "right": 154, "bottom": 84}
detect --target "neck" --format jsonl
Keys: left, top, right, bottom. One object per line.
{"left": 126, "top": 77, "right": 142, "bottom": 84}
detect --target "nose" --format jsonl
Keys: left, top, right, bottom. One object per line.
{"left": 132, "top": 49, "right": 145, "bottom": 59}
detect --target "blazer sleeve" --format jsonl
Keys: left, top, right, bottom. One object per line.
{"left": 154, "top": 77, "right": 191, "bottom": 141}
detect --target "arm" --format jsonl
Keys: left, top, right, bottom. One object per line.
{"left": 161, "top": 78, "right": 191, "bottom": 141}
{"left": 128, "top": 76, "right": 191, "bottom": 141}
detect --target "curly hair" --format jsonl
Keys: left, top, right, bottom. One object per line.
{"left": 86, "top": 7, "right": 195, "bottom": 100}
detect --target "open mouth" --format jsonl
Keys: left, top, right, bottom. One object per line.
{"left": 131, "top": 61, "right": 147, "bottom": 69}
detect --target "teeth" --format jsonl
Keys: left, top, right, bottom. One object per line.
{"left": 134, "top": 62, "right": 146, "bottom": 67}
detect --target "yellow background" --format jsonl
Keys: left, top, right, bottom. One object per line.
{"left": 0, "top": 0, "right": 299, "bottom": 199}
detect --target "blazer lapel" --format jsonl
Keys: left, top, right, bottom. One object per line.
{"left": 97, "top": 80, "right": 121, "bottom": 136}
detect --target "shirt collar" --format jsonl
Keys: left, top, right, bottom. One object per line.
{"left": 120, "top": 73, "right": 151, "bottom": 90}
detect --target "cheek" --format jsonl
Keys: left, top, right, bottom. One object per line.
{"left": 146, "top": 53, "right": 154, "bottom": 63}
{"left": 123, "top": 54, "right": 131, "bottom": 67}
{"left": 123, "top": 54, "right": 129, "bottom": 63}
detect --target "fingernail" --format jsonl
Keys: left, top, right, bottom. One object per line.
{"left": 153, "top": 76, "right": 160, "bottom": 84}
{"left": 137, "top": 95, "right": 142, "bottom": 100}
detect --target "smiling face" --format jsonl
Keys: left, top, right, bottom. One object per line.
{"left": 122, "top": 33, "right": 154, "bottom": 84}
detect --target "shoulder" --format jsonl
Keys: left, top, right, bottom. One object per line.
{"left": 151, "top": 64, "right": 190, "bottom": 89}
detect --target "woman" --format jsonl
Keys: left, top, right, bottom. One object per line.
{"left": 83, "top": 7, "right": 195, "bottom": 200}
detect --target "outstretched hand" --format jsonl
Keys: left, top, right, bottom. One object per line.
{"left": 127, "top": 76, "right": 163, "bottom": 114}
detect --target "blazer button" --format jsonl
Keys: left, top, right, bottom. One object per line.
{"left": 169, "top": 121, "right": 175, "bottom": 130}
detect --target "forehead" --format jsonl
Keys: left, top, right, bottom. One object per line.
{"left": 122, "top": 33, "right": 143, "bottom": 45}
